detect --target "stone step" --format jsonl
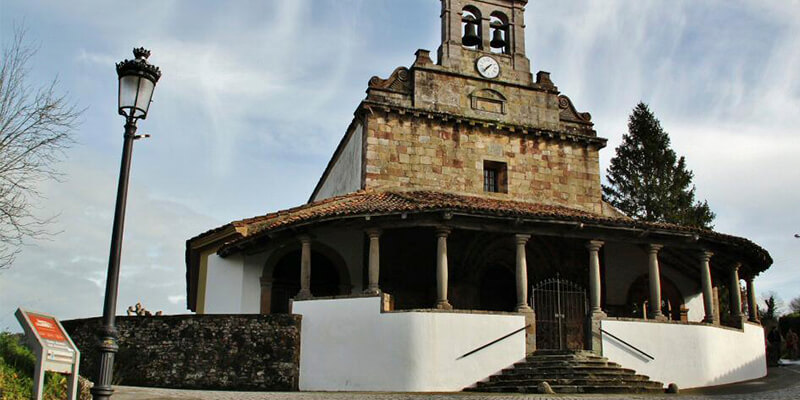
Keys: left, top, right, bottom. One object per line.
{"left": 489, "top": 373, "right": 652, "bottom": 383}
{"left": 466, "top": 351, "right": 664, "bottom": 395}
{"left": 525, "top": 354, "right": 608, "bottom": 361}
{"left": 517, "top": 360, "right": 621, "bottom": 368}
{"left": 479, "top": 377, "right": 662, "bottom": 388}
{"left": 470, "top": 384, "right": 664, "bottom": 394}
{"left": 502, "top": 365, "right": 638, "bottom": 375}
{"left": 522, "top": 356, "right": 614, "bottom": 363}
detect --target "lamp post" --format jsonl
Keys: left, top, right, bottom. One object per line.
{"left": 91, "top": 48, "right": 161, "bottom": 400}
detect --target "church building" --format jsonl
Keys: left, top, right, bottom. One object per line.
{"left": 185, "top": 0, "right": 772, "bottom": 393}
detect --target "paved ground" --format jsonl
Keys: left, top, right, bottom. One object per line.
{"left": 112, "top": 364, "right": 800, "bottom": 400}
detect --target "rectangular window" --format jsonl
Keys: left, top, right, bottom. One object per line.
{"left": 483, "top": 160, "right": 507, "bottom": 193}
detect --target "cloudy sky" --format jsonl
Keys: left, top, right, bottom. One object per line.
{"left": 1, "top": 0, "right": 799, "bottom": 330}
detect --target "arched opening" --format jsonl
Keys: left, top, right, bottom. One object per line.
{"left": 461, "top": 7, "right": 482, "bottom": 50}
{"left": 625, "top": 274, "right": 686, "bottom": 321}
{"left": 269, "top": 250, "right": 341, "bottom": 314}
{"left": 478, "top": 265, "right": 516, "bottom": 311}
{"left": 489, "top": 12, "right": 509, "bottom": 54}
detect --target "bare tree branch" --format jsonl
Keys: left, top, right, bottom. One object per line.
{"left": 0, "top": 24, "right": 82, "bottom": 269}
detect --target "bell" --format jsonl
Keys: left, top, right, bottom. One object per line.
{"left": 490, "top": 28, "right": 507, "bottom": 49}
{"left": 462, "top": 18, "right": 481, "bottom": 47}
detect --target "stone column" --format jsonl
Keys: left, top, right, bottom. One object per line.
{"left": 699, "top": 251, "right": 715, "bottom": 324}
{"left": 586, "top": 240, "right": 606, "bottom": 354}
{"left": 746, "top": 277, "right": 760, "bottom": 323}
{"left": 514, "top": 234, "right": 532, "bottom": 312}
{"left": 364, "top": 229, "right": 382, "bottom": 295}
{"left": 296, "top": 235, "right": 312, "bottom": 300}
{"left": 513, "top": 234, "right": 535, "bottom": 354}
{"left": 587, "top": 240, "right": 606, "bottom": 317}
{"left": 647, "top": 244, "right": 666, "bottom": 320}
{"left": 259, "top": 277, "right": 273, "bottom": 314}
{"left": 435, "top": 227, "right": 453, "bottom": 310}
{"left": 729, "top": 262, "right": 745, "bottom": 327}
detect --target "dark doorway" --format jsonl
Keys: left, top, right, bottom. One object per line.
{"left": 478, "top": 265, "right": 516, "bottom": 311}
{"left": 271, "top": 250, "right": 340, "bottom": 313}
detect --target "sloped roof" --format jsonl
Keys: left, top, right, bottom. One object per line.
{"left": 193, "top": 190, "right": 770, "bottom": 269}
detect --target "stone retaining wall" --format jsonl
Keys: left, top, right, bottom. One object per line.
{"left": 62, "top": 314, "right": 301, "bottom": 391}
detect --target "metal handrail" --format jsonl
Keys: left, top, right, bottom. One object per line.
{"left": 457, "top": 325, "right": 530, "bottom": 360}
{"left": 600, "top": 328, "right": 655, "bottom": 360}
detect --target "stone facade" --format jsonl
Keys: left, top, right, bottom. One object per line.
{"left": 62, "top": 314, "right": 301, "bottom": 391}
{"left": 312, "top": 0, "right": 605, "bottom": 212}
{"left": 363, "top": 111, "right": 603, "bottom": 213}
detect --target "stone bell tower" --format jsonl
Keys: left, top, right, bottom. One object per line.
{"left": 311, "top": 0, "right": 606, "bottom": 215}
{"left": 437, "top": 0, "right": 532, "bottom": 85}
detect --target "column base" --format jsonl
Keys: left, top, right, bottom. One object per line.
{"left": 649, "top": 311, "right": 668, "bottom": 321}
{"left": 362, "top": 287, "right": 381, "bottom": 295}
{"left": 295, "top": 290, "right": 312, "bottom": 301}
{"left": 516, "top": 305, "right": 533, "bottom": 313}
{"left": 702, "top": 316, "right": 715, "bottom": 324}
{"left": 435, "top": 300, "right": 453, "bottom": 310}
{"left": 731, "top": 315, "right": 747, "bottom": 329}
{"left": 518, "top": 308, "right": 536, "bottom": 354}
{"left": 586, "top": 313, "right": 605, "bottom": 355}
{"left": 590, "top": 310, "right": 607, "bottom": 319}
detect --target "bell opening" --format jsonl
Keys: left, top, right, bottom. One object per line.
{"left": 461, "top": 8, "right": 482, "bottom": 50}
{"left": 490, "top": 12, "right": 510, "bottom": 55}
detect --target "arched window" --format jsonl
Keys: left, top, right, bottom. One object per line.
{"left": 461, "top": 7, "right": 482, "bottom": 50}
{"left": 490, "top": 12, "right": 510, "bottom": 54}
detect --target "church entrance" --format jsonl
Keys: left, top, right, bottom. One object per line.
{"left": 532, "top": 277, "right": 587, "bottom": 350}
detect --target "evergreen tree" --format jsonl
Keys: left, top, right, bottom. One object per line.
{"left": 603, "top": 103, "right": 715, "bottom": 228}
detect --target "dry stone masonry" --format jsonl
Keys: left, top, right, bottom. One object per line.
{"left": 62, "top": 314, "right": 301, "bottom": 391}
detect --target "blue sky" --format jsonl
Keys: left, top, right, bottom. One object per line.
{"left": 1, "top": 0, "right": 799, "bottom": 330}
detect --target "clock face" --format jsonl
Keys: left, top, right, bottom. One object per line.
{"left": 476, "top": 56, "right": 500, "bottom": 79}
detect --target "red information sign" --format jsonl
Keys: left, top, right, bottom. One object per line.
{"left": 28, "top": 314, "right": 67, "bottom": 342}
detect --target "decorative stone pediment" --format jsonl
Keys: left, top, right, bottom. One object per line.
{"left": 470, "top": 88, "right": 507, "bottom": 114}
{"left": 368, "top": 67, "right": 412, "bottom": 94}
{"left": 558, "top": 95, "right": 592, "bottom": 125}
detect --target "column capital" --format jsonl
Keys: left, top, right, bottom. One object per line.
{"left": 699, "top": 250, "right": 714, "bottom": 262}
{"left": 366, "top": 228, "right": 382, "bottom": 238}
{"left": 647, "top": 243, "right": 663, "bottom": 253}
{"left": 730, "top": 261, "right": 742, "bottom": 272}
{"left": 435, "top": 226, "right": 451, "bottom": 237}
{"left": 514, "top": 234, "right": 530, "bottom": 244}
{"left": 586, "top": 240, "right": 604, "bottom": 251}
{"left": 297, "top": 234, "right": 313, "bottom": 244}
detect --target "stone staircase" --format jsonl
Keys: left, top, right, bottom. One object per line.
{"left": 466, "top": 350, "right": 665, "bottom": 394}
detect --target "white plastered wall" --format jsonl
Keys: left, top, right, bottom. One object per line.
{"left": 604, "top": 242, "right": 705, "bottom": 322}
{"left": 293, "top": 296, "right": 526, "bottom": 392}
{"left": 203, "top": 253, "right": 245, "bottom": 314}
{"left": 313, "top": 122, "right": 363, "bottom": 201}
{"left": 202, "top": 252, "right": 265, "bottom": 314}
{"left": 601, "top": 319, "right": 766, "bottom": 389}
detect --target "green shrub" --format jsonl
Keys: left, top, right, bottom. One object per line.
{"left": 0, "top": 332, "right": 70, "bottom": 400}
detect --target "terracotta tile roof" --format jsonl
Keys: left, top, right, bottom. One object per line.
{"left": 201, "top": 190, "right": 770, "bottom": 270}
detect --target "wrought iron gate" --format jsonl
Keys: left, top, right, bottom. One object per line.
{"left": 531, "top": 276, "right": 587, "bottom": 350}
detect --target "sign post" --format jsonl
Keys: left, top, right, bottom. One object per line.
{"left": 15, "top": 308, "right": 81, "bottom": 400}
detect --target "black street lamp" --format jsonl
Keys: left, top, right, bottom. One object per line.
{"left": 91, "top": 48, "right": 161, "bottom": 400}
